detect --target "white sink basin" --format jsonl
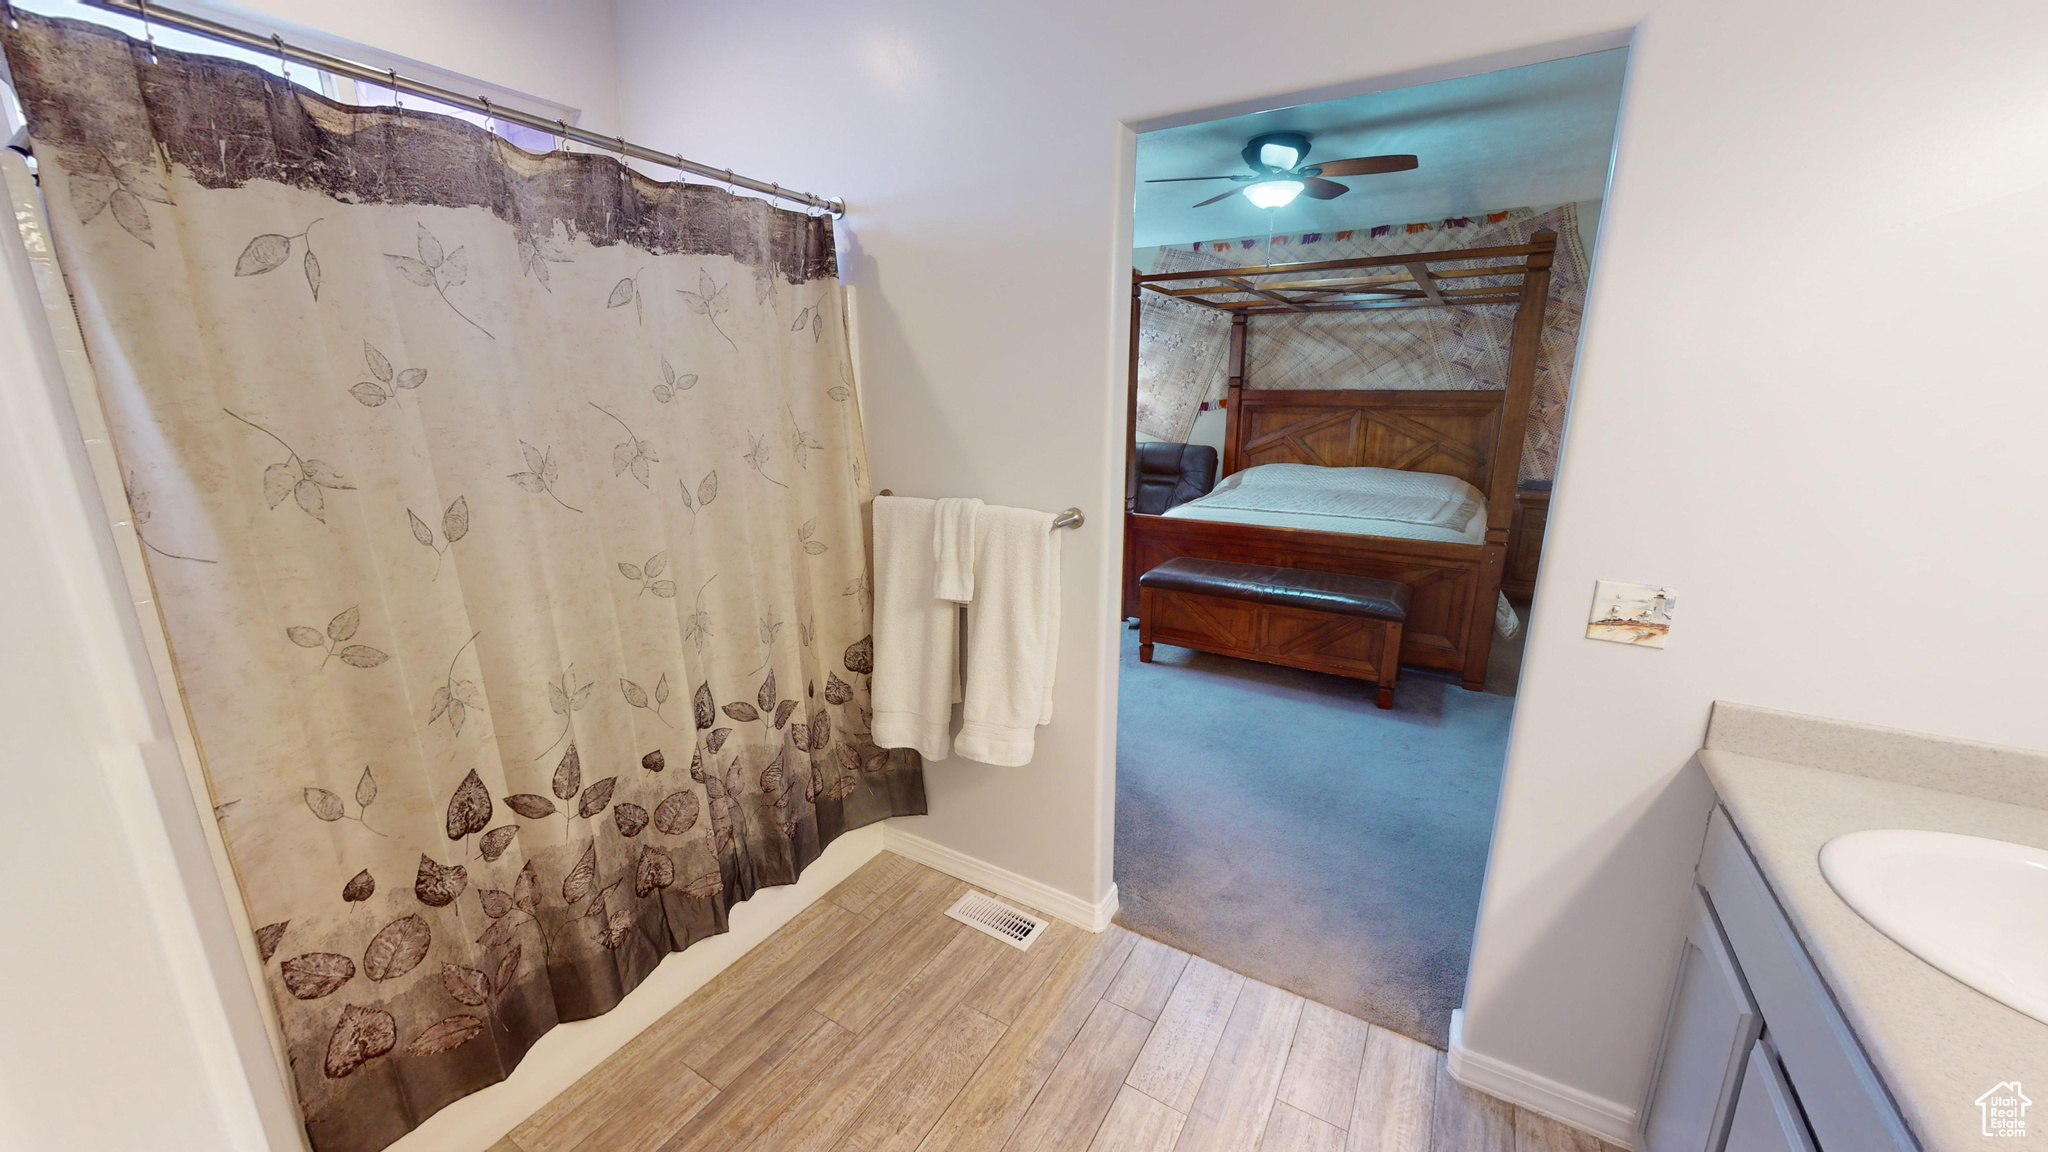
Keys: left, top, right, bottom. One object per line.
{"left": 1820, "top": 829, "right": 2048, "bottom": 1025}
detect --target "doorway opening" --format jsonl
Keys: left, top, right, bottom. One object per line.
{"left": 1114, "top": 48, "right": 1626, "bottom": 1050}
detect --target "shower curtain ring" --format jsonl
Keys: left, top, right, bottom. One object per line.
{"left": 271, "top": 33, "right": 288, "bottom": 84}
{"left": 390, "top": 69, "right": 403, "bottom": 122}
{"left": 136, "top": 0, "right": 158, "bottom": 62}
{"left": 479, "top": 95, "right": 495, "bottom": 139}
{"left": 555, "top": 118, "right": 569, "bottom": 153}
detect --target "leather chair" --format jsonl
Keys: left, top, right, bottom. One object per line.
{"left": 1131, "top": 442, "right": 1218, "bottom": 514}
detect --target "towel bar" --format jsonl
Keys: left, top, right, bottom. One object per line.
{"left": 876, "top": 491, "right": 1083, "bottom": 531}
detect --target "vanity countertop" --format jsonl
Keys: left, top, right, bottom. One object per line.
{"left": 1702, "top": 703, "right": 2048, "bottom": 1152}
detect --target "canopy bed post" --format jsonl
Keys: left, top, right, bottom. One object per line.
{"left": 1483, "top": 229, "right": 1556, "bottom": 534}
{"left": 1222, "top": 312, "right": 1248, "bottom": 476}
{"left": 1125, "top": 268, "right": 1142, "bottom": 610}
{"left": 1459, "top": 227, "right": 1555, "bottom": 689}
{"left": 1127, "top": 268, "right": 1143, "bottom": 512}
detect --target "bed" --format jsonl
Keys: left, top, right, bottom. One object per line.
{"left": 1121, "top": 233, "right": 1557, "bottom": 690}
{"left": 1163, "top": 461, "right": 1520, "bottom": 636}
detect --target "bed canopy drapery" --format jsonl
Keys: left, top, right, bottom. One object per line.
{"left": 1134, "top": 205, "right": 1589, "bottom": 480}
{"left": 1123, "top": 231, "right": 1557, "bottom": 689}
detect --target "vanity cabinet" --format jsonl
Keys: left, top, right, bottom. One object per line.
{"left": 1726, "top": 1042, "right": 1817, "bottom": 1152}
{"left": 1638, "top": 809, "right": 1919, "bottom": 1152}
{"left": 1639, "top": 891, "right": 1758, "bottom": 1152}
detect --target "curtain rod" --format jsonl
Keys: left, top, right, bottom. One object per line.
{"left": 80, "top": 0, "right": 846, "bottom": 217}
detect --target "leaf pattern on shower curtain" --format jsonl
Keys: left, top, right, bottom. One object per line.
{"left": 405, "top": 1014, "right": 485, "bottom": 1056}
{"left": 607, "top": 270, "right": 646, "bottom": 324}
{"left": 592, "top": 403, "right": 657, "bottom": 488}
{"left": 68, "top": 148, "right": 171, "bottom": 245}
{"left": 235, "top": 219, "right": 325, "bottom": 298}
{"left": 286, "top": 607, "right": 390, "bottom": 671}
{"left": 226, "top": 409, "right": 356, "bottom": 524}
{"left": 323, "top": 1004, "right": 397, "bottom": 1079}
{"left": 507, "top": 440, "right": 583, "bottom": 512}
{"left": 408, "top": 496, "right": 468, "bottom": 579}
{"left": 387, "top": 223, "right": 493, "bottom": 339}
{"left": 348, "top": 340, "right": 426, "bottom": 407}
{"left": 0, "top": 11, "right": 924, "bottom": 1151}
{"left": 429, "top": 633, "right": 485, "bottom": 735}
{"left": 654, "top": 357, "right": 697, "bottom": 403}
{"left": 517, "top": 223, "right": 573, "bottom": 290}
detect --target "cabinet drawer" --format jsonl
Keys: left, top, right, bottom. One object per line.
{"left": 1698, "top": 810, "right": 1917, "bottom": 1152}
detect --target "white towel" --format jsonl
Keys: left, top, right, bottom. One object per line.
{"left": 871, "top": 496, "right": 959, "bottom": 760}
{"left": 954, "top": 505, "right": 1061, "bottom": 766}
{"left": 933, "top": 497, "right": 981, "bottom": 602}
{"left": 1495, "top": 592, "right": 1521, "bottom": 640}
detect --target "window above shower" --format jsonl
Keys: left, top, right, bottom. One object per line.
{"left": 2, "top": 0, "right": 577, "bottom": 151}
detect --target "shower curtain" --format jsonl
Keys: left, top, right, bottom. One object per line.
{"left": 1, "top": 12, "right": 920, "bottom": 1151}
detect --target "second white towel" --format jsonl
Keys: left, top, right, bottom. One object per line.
{"left": 954, "top": 505, "right": 1061, "bottom": 766}
{"left": 933, "top": 496, "right": 981, "bottom": 602}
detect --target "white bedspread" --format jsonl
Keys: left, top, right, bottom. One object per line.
{"left": 1163, "top": 463, "right": 1487, "bottom": 545}
{"left": 1162, "top": 463, "right": 1521, "bottom": 637}
{"left": 1182, "top": 462, "right": 1482, "bottom": 533}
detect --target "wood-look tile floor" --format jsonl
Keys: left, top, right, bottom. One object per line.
{"left": 496, "top": 854, "right": 1623, "bottom": 1152}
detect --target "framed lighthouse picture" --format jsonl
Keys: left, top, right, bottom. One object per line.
{"left": 1586, "top": 580, "right": 1677, "bottom": 648}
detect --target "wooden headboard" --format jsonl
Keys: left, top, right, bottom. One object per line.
{"left": 1223, "top": 387, "right": 1506, "bottom": 494}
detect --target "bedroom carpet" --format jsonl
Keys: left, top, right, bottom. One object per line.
{"left": 1114, "top": 625, "right": 1518, "bottom": 1049}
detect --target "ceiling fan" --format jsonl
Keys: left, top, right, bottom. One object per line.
{"left": 1148, "top": 131, "right": 1418, "bottom": 209}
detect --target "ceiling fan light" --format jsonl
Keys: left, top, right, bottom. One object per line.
{"left": 1257, "top": 141, "right": 1301, "bottom": 170}
{"left": 1243, "top": 179, "right": 1304, "bottom": 209}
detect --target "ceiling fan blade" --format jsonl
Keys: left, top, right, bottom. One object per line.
{"left": 1193, "top": 188, "right": 1243, "bottom": 208}
{"left": 1311, "top": 154, "right": 1419, "bottom": 178}
{"left": 1145, "top": 175, "right": 1243, "bottom": 183}
{"left": 1301, "top": 177, "right": 1349, "bottom": 200}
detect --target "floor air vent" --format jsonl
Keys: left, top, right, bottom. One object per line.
{"left": 945, "top": 890, "right": 1048, "bottom": 951}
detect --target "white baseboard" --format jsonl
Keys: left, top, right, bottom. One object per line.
{"left": 1448, "top": 1008, "right": 1638, "bottom": 1149}
{"left": 388, "top": 822, "right": 885, "bottom": 1152}
{"left": 882, "top": 824, "right": 1117, "bottom": 932}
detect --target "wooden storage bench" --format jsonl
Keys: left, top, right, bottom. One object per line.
{"left": 1137, "top": 557, "right": 1411, "bottom": 708}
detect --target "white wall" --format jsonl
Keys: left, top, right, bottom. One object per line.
{"left": 611, "top": 0, "right": 2048, "bottom": 1126}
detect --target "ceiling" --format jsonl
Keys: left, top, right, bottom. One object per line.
{"left": 1135, "top": 50, "right": 1628, "bottom": 249}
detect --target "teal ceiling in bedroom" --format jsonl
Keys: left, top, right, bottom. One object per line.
{"left": 1136, "top": 49, "right": 1627, "bottom": 250}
